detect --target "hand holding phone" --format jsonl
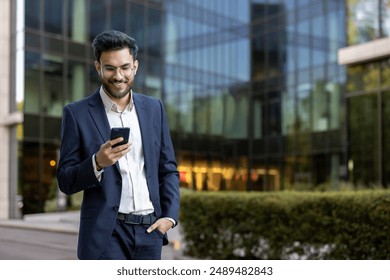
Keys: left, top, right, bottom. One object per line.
{"left": 110, "top": 127, "right": 130, "bottom": 148}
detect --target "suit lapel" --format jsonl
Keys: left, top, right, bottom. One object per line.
{"left": 88, "top": 90, "right": 111, "bottom": 143}
{"left": 133, "top": 93, "right": 151, "bottom": 178}
{"left": 133, "top": 92, "right": 148, "bottom": 142}
{"left": 88, "top": 90, "right": 123, "bottom": 173}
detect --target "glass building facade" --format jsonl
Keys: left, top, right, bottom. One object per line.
{"left": 345, "top": 1, "right": 390, "bottom": 186}
{"left": 9, "top": 0, "right": 389, "bottom": 214}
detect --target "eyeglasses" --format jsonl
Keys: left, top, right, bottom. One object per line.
{"left": 100, "top": 63, "right": 136, "bottom": 77}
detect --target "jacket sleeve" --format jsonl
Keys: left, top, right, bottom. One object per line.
{"left": 56, "top": 105, "right": 102, "bottom": 195}
{"left": 157, "top": 99, "right": 180, "bottom": 224}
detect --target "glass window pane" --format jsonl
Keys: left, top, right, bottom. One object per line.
{"left": 252, "top": 158, "right": 281, "bottom": 191}
{"left": 148, "top": 7, "right": 162, "bottom": 57}
{"left": 130, "top": 3, "right": 145, "bottom": 51}
{"left": 252, "top": 33, "right": 265, "bottom": 81}
{"left": 267, "top": 95, "right": 281, "bottom": 136}
{"left": 68, "top": 60, "right": 86, "bottom": 103}
{"left": 89, "top": 1, "right": 106, "bottom": 41}
{"left": 210, "top": 91, "right": 224, "bottom": 136}
{"left": 297, "top": 90, "right": 310, "bottom": 132}
{"left": 21, "top": 140, "right": 60, "bottom": 214}
{"left": 312, "top": 81, "right": 327, "bottom": 132}
{"left": 111, "top": 0, "right": 126, "bottom": 31}
{"left": 25, "top": 31, "right": 41, "bottom": 49}
{"left": 21, "top": 142, "right": 41, "bottom": 214}
{"left": 164, "top": 78, "right": 178, "bottom": 131}
{"left": 25, "top": 0, "right": 40, "bottom": 30}
{"left": 348, "top": 95, "right": 379, "bottom": 184}
{"left": 44, "top": 0, "right": 63, "bottom": 34}
{"left": 68, "top": 0, "right": 87, "bottom": 42}
{"left": 194, "top": 93, "right": 209, "bottom": 135}
{"left": 347, "top": 0, "right": 382, "bottom": 44}
{"left": 25, "top": 51, "right": 41, "bottom": 114}
{"left": 381, "top": 59, "right": 390, "bottom": 88}
{"left": 383, "top": 0, "right": 390, "bottom": 37}
{"left": 282, "top": 89, "right": 295, "bottom": 136}
{"left": 224, "top": 90, "right": 248, "bottom": 139}
{"left": 44, "top": 35, "right": 64, "bottom": 54}
{"left": 329, "top": 10, "right": 345, "bottom": 60}
{"left": 43, "top": 116, "right": 61, "bottom": 141}
{"left": 253, "top": 98, "right": 262, "bottom": 139}
{"left": 297, "top": 46, "right": 310, "bottom": 70}
{"left": 179, "top": 85, "right": 194, "bottom": 134}
{"left": 382, "top": 90, "right": 390, "bottom": 186}
{"left": 347, "top": 62, "right": 379, "bottom": 92}
{"left": 328, "top": 82, "right": 341, "bottom": 130}
{"left": 68, "top": 42, "right": 87, "bottom": 59}
{"left": 42, "top": 55, "right": 63, "bottom": 116}
{"left": 145, "top": 59, "right": 162, "bottom": 99}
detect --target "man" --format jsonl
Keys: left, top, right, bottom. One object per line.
{"left": 57, "top": 30, "right": 180, "bottom": 260}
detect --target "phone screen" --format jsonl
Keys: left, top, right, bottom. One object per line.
{"left": 110, "top": 127, "right": 130, "bottom": 148}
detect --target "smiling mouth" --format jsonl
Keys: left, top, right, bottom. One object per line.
{"left": 112, "top": 81, "right": 126, "bottom": 87}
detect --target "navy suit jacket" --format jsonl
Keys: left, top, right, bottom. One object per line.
{"left": 57, "top": 89, "right": 180, "bottom": 260}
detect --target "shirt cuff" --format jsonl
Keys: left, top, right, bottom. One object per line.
{"left": 92, "top": 154, "right": 104, "bottom": 181}
{"left": 164, "top": 217, "right": 176, "bottom": 227}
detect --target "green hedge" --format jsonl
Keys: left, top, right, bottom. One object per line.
{"left": 179, "top": 190, "right": 390, "bottom": 259}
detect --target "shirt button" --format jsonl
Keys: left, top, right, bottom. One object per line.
{"left": 113, "top": 206, "right": 119, "bottom": 211}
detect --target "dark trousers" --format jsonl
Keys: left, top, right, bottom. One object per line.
{"left": 98, "top": 219, "right": 164, "bottom": 260}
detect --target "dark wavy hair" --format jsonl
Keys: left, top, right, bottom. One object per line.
{"left": 92, "top": 30, "right": 139, "bottom": 62}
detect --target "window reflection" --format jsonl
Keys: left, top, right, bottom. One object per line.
{"left": 348, "top": 95, "right": 379, "bottom": 184}
{"left": 68, "top": 60, "right": 86, "bottom": 103}
{"left": 44, "top": 0, "right": 63, "bottom": 34}
{"left": 382, "top": 91, "right": 390, "bottom": 187}
{"left": 381, "top": 59, "right": 390, "bottom": 88}
{"left": 21, "top": 142, "right": 58, "bottom": 214}
{"left": 42, "top": 55, "right": 63, "bottom": 116}
{"left": 25, "top": 0, "right": 40, "bottom": 30}
{"left": 347, "top": 0, "right": 390, "bottom": 45}
{"left": 297, "top": 90, "right": 310, "bottom": 132}
{"left": 111, "top": 0, "right": 126, "bottom": 32}
{"left": 178, "top": 156, "right": 250, "bottom": 192}
{"left": 282, "top": 89, "right": 295, "bottom": 136}
{"left": 312, "top": 81, "right": 328, "bottom": 132}
{"left": 129, "top": 3, "right": 145, "bottom": 50}
{"left": 24, "top": 51, "right": 41, "bottom": 114}
{"left": 89, "top": 0, "right": 106, "bottom": 41}
{"left": 347, "top": 62, "right": 379, "bottom": 92}
{"left": 44, "top": 35, "right": 63, "bottom": 53}
{"left": 148, "top": 7, "right": 162, "bottom": 57}
{"left": 68, "top": 0, "right": 87, "bottom": 42}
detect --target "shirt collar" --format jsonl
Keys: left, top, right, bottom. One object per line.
{"left": 99, "top": 86, "right": 134, "bottom": 113}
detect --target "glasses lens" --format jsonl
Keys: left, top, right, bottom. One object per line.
{"left": 102, "top": 65, "right": 134, "bottom": 76}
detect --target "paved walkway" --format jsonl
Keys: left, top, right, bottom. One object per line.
{"left": 0, "top": 211, "right": 189, "bottom": 260}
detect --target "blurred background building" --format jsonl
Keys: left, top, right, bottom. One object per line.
{"left": 0, "top": 0, "right": 389, "bottom": 218}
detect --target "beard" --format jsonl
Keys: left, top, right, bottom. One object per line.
{"left": 102, "top": 77, "right": 133, "bottom": 100}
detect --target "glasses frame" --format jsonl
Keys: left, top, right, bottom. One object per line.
{"left": 99, "top": 63, "right": 136, "bottom": 77}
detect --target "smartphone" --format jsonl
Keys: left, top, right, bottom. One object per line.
{"left": 110, "top": 127, "right": 130, "bottom": 148}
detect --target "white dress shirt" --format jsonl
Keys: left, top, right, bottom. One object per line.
{"left": 93, "top": 87, "right": 154, "bottom": 215}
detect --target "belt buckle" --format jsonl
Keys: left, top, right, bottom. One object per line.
{"left": 124, "top": 214, "right": 142, "bottom": 225}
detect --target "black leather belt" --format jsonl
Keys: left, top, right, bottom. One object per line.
{"left": 117, "top": 212, "right": 157, "bottom": 225}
